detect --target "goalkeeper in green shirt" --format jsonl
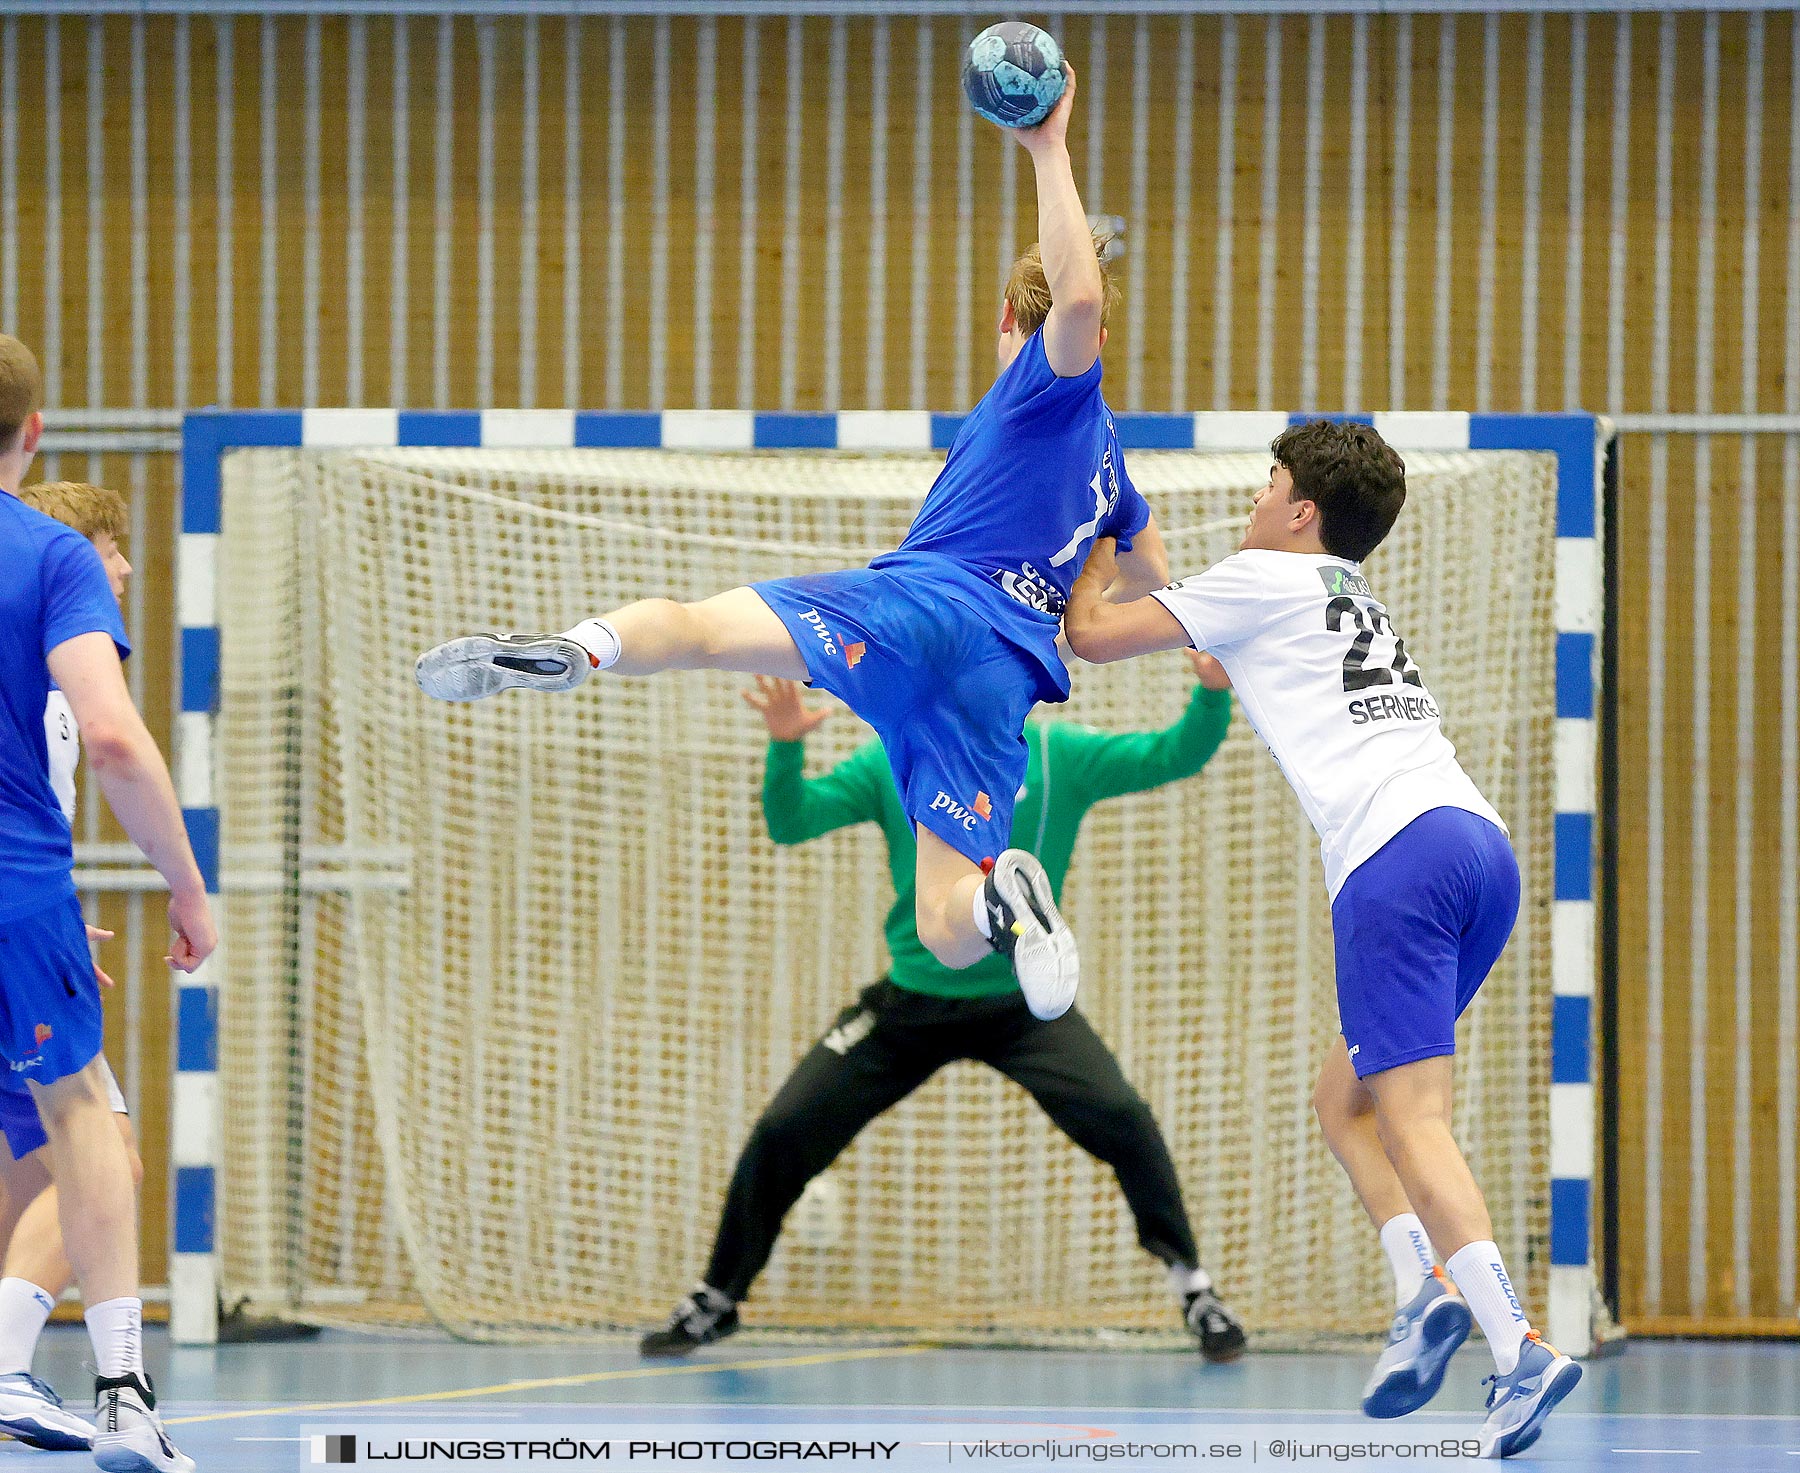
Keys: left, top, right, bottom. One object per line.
{"left": 641, "top": 653, "right": 1246, "bottom": 1361}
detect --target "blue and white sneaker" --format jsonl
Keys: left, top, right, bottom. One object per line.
{"left": 1477, "top": 1332, "right": 1583, "bottom": 1459}
{"left": 1362, "top": 1268, "right": 1473, "bottom": 1419}
{"left": 0, "top": 1369, "right": 95, "bottom": 1450}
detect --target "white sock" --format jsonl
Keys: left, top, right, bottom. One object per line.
{"left": 1378, "top": 1213, "right": 1438, "bottom": 1307}
{"left": 562, "top": 618, "right": 621, "bottom": 670}
{"left": 972, "top": 882, "right": 994, "bottom": 941}
{"left": 1167, "top": 1264, "right": 1213, "bottom": 1301}
{"left": 84, "top": 1296, "right": 144, "bottom": 1380}
{"left": 0, "top": 1278, "right": 56, "bottom": 1375}
{"left": 1445, "top": 1241, "right": 1531, "bottom": 1374}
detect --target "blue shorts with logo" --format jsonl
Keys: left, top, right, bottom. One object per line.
{"left": 1333, "top": 806, "right": 1520, "bottom": 1080}
{"left": 752, "top": 569, "right": 1038, "bottom": 866}
{"left": 0, "top": 894, "right": 105, "bottom": 1101}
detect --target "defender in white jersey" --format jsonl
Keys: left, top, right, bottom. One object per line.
{"left": 1064, "top": 421, "right": 1580, "bottom": 1460}
{"left": 2, "top": 482, "right": 143, "bottom": 1455}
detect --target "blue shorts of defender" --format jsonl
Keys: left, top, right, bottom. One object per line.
{"left": 752, "top": 569, "right": 1037, "bottom": 866}
{"left": 1334, "top": 806, "right": 1520, "bottom": 1080}
{"left": 0, "top": 895, "right": 105, "bottom": 1117}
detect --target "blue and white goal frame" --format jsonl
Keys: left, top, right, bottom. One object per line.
{"left": 173, "top": 406, "right": 1610, "bottom": 1350}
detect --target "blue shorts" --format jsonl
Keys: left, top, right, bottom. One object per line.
{"left": 1333, "top": 806, "right": 1520, "bottom": 1080}
{"left": 752, "top": 569, "right": 1037, "bottom": 866}
{"left": 0, "top": 1055, "right": 127, "bottom": 1159}
{"left": 0, "top": 895, "right": 104, "bottom": 1096}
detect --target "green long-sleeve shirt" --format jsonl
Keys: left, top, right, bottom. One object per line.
{"left": 762, "top": 684, "right": 1232, "bottom": 999}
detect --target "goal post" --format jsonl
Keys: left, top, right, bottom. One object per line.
{"left": 173, "top": 407, "right": 1609, "bottom": 1352}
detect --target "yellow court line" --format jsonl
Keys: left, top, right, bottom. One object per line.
{"left": 166, "top": 1344, "right": 934, "bottom": 1426}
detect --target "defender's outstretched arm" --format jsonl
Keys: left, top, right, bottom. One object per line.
{"left": 1064, "top": 537, "right": 1191, "bottom": 665}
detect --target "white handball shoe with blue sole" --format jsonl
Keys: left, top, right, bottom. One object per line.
{"left": 415, "top": 632, "right": 595, "bottom": 704}
{"left": 0, "top": 1370, "right": 94, "bottom": 1450}
{"left": 1361, "top": 1269, "right": 1473, "bottom": 1419}
{"left": 93, "top": 1373, "right": 194, "bottom": 1473}
{"left": 1477, "top": 1332, "right": 1583, "bottom": 1459}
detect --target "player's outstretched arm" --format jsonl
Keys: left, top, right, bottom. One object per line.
{"left": 745, "top": 677, "right": 883, "bottom": 845}
{"left": 1011, "top": 65, "right": 1103, "bottom": 378}
{"left": 47, "top": 631, "right": 216, "bottom": 972}
{"left": 1056, "top": 650, "right": 1232, "bottom": 803}
{"left": 1104, "top": 514, "right": 1171, "bottom": 604}
{"left": 1064, "top": 537, "right": 1191, "bottom": 664}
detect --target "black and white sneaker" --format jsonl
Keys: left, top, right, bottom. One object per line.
{"left": 92, "top": 1372, "right": 193, "bottom": 1473}
{"left": 638, "top": 1287, "right": 739, "bottom": 1358}
{"left": 1185, "top": 1289, "right": 1248, "bottom": 1364}
{"left": 415, "top": 632, "right": 595, "bottom": 703}
{"left": 983, "top": 849, "right": 1079, "bottom": 1020}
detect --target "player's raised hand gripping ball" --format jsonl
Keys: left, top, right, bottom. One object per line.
{"left": 963, "top": 22, "right": 1067, "bottom": 129}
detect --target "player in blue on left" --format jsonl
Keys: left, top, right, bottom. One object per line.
{"left": 418, "top": 62, "right": 1168, "bottom": 1024}
{"left": 0, "top": 333, "right": 213, "bottom": 1473}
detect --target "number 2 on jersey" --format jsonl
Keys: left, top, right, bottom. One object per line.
{"left": 1325, "top": 595, "right": 1422, "bottom": 693}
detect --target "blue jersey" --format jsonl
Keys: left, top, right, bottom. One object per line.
{"left": 0, "top": 491, "right": 129, "bottom": 923}
{"left": 869, "top": 330, "right": 1149, "bottom": 701}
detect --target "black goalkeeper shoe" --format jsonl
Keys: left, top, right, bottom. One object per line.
{"left": 1185, "top": 1288, "right": 1248, "bottom": 1364}
{"left": 638, "top": 1287, "right": 740, "bottom": 1358}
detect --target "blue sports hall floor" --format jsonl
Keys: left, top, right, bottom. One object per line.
{"left": 16, "top": 1328, "right": 1800, "bottom": 1470}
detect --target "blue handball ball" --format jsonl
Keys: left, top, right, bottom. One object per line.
{"left": 962, "top": 22, "right": 1066, "bottom": 129}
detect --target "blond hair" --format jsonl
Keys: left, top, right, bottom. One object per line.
{"left": 0, "top": 334, "right": 42, "bottom": 447}
{"left": 1003, "top": 229, "right": 1121, "bottom": 338}
{"left": 19, "top": 481, "right": 128, "bottom": 543}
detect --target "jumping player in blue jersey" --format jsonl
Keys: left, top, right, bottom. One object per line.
{"left": 418, "top": 65, "right": 1168, "bottom": 1021}
{"left": 0, "top": 334, "right": 211, "bottom": 1473}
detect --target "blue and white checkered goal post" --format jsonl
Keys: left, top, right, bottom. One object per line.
{"left": 172, "top": 407, "right": 1608, "bottom": 1351}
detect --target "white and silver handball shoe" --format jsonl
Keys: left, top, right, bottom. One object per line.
{"left": 0, "top": 1370, "right": 95, "bottom": 1450}
{"left": 1476, "top": 1332, "right": 1583, "bottom": 1459}
{"left": 93, "top": 1373, "right": 194, "bottom": 1473}
{"left": 1361, "top": 1268, "right": 1472, "bottom": 1419}
{"left": 415, "top": 632, "right": 595, "bottom": 703}
{"left": 983, "top": 849, "right": 1080, "bottom": 1020}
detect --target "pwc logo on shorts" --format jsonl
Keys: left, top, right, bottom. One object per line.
{"left": 9, "top": 1024, "right": 52, "bottom": 1075}
{"left": 797, "top": 608, "right": 839, "bottom": 658}
{"left": 930, "top": 790, "right": 992, "bottom": 830}
{"left": 843, "top": 641, "right": 867, "bottom": 670}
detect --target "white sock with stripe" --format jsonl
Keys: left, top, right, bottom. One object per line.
{"left": 1445, "top": 1240, "right": 1531, "bottom": 1374}
{"left": 1378, "top": 1213, "right": 1438, "bottom": 1307}
{"left": 562, "top": 618, "right": 621, "bottom": 670}
{"left": 0, "top": 1277, "right": 55, "bottom": 1375}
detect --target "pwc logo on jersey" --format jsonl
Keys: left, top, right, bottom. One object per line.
{"left": 930, "top": 790, "right": 992, "bottom": 830}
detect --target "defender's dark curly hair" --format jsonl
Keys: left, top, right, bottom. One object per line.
{"left": 1269, "top": 419, "right": 1408, "bottom": 563}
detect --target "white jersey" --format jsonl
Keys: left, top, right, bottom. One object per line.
{"left": 1151, "top": 550, "right": 1504, "bottom": 899}
{"left": 41, "top": 691, "right": 130, "bottom": 1119}
{"left": 44, "top": 689, "right": 78, "bottom": 824}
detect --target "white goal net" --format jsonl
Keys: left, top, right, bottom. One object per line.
{"left": 214, "top": 445, "right": 1555, "bottom": 1344}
